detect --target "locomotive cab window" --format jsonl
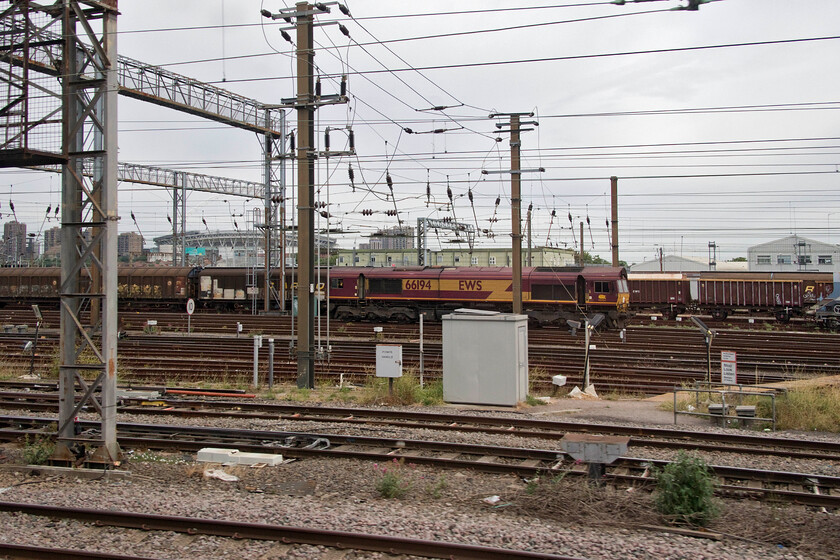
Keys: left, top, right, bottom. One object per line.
{"left": 594, "top": 281, "right": 612, "bottom": 294}
{"left": 617, "top": 279, "right": 628, "bottom": 293}
{"left": 330, "top": 278, "right": 343, "bottom": 289}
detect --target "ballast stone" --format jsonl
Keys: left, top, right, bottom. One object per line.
{"left": 197, "top": 447, "right": 284, "bottom": 466}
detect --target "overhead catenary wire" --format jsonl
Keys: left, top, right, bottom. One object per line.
{"left": 153, "top": 2, "right": 676, "bottom": 70}
{"left": 11, "top": 1, "right": 839, "bottom": 267}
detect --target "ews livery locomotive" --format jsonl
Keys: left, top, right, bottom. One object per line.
{"left": 0, "top": 265, "right": 629, "bottom": 328}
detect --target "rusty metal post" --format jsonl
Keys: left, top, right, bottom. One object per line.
{"left": 579, "top": 222, "right": 584, "bottom": 266}
{"left": 610, "top": 176, "right": 619, "bottom": 267}
{"left": 526, "top": 205, "right": 532, "bottom": 267}
{"left": 511, "top": 115, "right": 522, "bottom": 314}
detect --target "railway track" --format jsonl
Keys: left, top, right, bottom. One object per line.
{"left": 0, "top": 389, "right": 837, "bottom": 462}
{"left": 0, "top": 306, "right": 827, "bottom": 336}
{"left": 0, "top": 502, "right": 578, "bottom": 560}
{"left": 0, "top": 415, "right": 837, "bottom": 510}
{"left": 3, "top": 325, "right": 839, "bottom": 393}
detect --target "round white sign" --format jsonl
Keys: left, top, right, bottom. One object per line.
{"left": 186, "top": 298, "right": 195, "bottom": 315}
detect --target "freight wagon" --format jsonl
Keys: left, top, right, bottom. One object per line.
{"left": 628, "top": 271, "right": 834, "bottom": 322}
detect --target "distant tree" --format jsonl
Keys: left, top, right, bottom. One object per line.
{"left": 582, "top": 251, "right": 609, "bottom": 265}
{"left": 728, "top": 257, "right": 747, "bottom": 262}
{"left": 580, "top": 251, "right": 626, "bottom": 267}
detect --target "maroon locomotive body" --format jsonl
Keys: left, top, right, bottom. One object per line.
{"left": 325, "top": 266, "right": 629, "bottom": 327}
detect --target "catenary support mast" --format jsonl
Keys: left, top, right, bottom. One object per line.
{"left": 58, "top": 0, "right": 121, "bottom": 464}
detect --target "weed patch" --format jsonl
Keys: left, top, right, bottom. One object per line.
{"left": 654, "top": 451, "right": 720, "bottom": 527}
{"left": 360, "top": 370, "right": 442, "bottom": 406}
{"left": 129, "top": 450, "right": 188, "bottom": 464}
{"left": 525, "top": 394, "right": 548, "bottom": 406}
{"left": 374, "top": 458, "right": 414, "bottom": 499}
{"left": 22, "top": 433, "right": 55, "bottom": 465}
{"left": 425, "top": 475, "right": 448, "bottom": 499}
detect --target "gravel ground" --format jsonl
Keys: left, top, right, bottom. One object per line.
{"left": 0, "top": 395, "right": 837, "bottom": 560}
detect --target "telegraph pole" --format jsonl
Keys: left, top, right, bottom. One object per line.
{"left": 295, "top": 1, "right": 316, "bottom": 388}
{"left": 263, "top": 2, "right": 349, "bottom": 388}
{"left": 484, "top": 113, "right": 542, "bottom": 315}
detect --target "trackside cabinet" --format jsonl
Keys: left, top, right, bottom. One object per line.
{"left": 442, "top": 310, "right": 529, "bottom": 406}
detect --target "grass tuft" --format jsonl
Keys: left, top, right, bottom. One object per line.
{"left": 360, "top": 370, "right": 443, "bottom": 406}
{"left": 525, "top": 394, "right": 548, "bottom": 406}
{"left": 770, "top": 385, "right": 840, "bottom": 432}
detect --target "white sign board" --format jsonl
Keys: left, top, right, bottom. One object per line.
{"left": 376, "top": 345, "right": 403, "bottom": 378}
{"left": 721, "top": 351, "right": 737, "bottom": 385}
{"left": 186, "top": 298, "right": 195, "bottom": 315}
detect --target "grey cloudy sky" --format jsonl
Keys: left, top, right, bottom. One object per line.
{"left": 3, "top": 0, "right": 840, "bottom": 265}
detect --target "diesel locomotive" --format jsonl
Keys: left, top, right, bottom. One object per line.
{"left": 0, "top": 265, "right": 630, "bottom": 327}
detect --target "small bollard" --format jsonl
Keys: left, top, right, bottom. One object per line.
{"left": 374, "top": 326, "right": 383, "bottom": 340}
{"left": 560, "top": 433, "right": 629, "bottom": 485}
{"left": 268, "top": 338, "right": 275, "bottom": 389}
{"left": 237, "top": 322, "right": 243, "bottom": 338}
{"left": 708, "top": 403, "right": 729, "bottom": 427}
{"left": 252, "top": 335, "right": 263, "bottom": 387}
{"left": 551, "top": 374, "right": 567, "bottom": 396}
{"left": 735, "top": 405, "right": 756, "bottom": 427}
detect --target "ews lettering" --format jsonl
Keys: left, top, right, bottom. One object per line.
{"left": 458, "top": 280, "right": 483, "bottom": 291}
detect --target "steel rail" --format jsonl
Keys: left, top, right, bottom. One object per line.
{"left": 0, "top": 502, "right": 582, "bottom": 560}
{"left": 0, "top": 543, "right": 160, "bottom": 560}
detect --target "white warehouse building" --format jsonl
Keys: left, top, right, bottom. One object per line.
{"left": 747, "top": 235, "right": 840, "bottom": 273}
